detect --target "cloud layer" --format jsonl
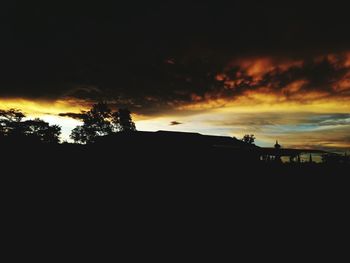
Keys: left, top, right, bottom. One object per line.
{"left": 1, "top": 2, "right": 350, "bottom": 150}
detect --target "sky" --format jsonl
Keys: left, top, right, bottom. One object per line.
{"left": 1, "top": 1, "right": 350, "bottom": 151}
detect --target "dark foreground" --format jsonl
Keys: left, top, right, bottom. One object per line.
{"left": 1, "top": 140, "right": 349, "bottom": 256}
{"left": 2, "top": 141, "right": 349, "bottom": 214}
{"left": 2, "top": 140, "right": 348, "bottom": 178}
{"left": 2, "top": 136, "right": 349, "bottom": 203}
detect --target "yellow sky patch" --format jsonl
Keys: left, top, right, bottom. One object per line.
{"left": 0, "top": 98, "right": 90, "bottom": 117}
{"left": 177, "top": 92, "right": 350, "bottom": 114}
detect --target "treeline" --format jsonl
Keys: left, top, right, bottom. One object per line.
{"left": 0, "top": 102, "right": 136, "bottom": 144}
{"left": 0, "top": 109, "right": 61, "bottom": 143}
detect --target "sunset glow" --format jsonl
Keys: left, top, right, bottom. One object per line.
{"left": 1, "top": 50, "right": 350, "bottom": 150}
{"left": 1, "top": 2, "right": 350, "bottom": 153}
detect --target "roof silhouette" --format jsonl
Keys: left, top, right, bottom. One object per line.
{"left": 94, "top": 130, "right": 257, "bottom": 150}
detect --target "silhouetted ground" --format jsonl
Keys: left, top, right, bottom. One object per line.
{"left": 1, "top": 137, "right": 348, "bottom": 180}
{"left": 2, "top": 137, "right": 349, "bottom": 255}
{"left": 3, "top": 139, "right": 348, "bottom": 208}
{"left": 2, "top": 133, "right": 349, "bottom": 207}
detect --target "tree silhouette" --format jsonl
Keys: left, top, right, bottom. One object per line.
{"left": 70, "top": 126, "right": 89, "bottom": 144}
{"left": 0, "top": 109, "right": 26, "bottom": 136}
{"left": 70, "top": 103, "right": 137, "bottom": 144}
{"left": 70, "top": 102, "right": 113, "bottom": 144}
{"left": 0, "top": 109, "right": 25, "bottom": 122}
{"left": 24, "top": 119, "right": 61, "bottom": 143}
{"left": 242, "top": 134, "right": 255, "bottom": 144}
{"left": 0, "top": 109, "right": 61, "bottom": 143}
{"left": 112, "top": 109, "right": 136, "bottom": 132}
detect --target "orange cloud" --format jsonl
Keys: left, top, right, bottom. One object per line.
{"left": 282, "top": 80, "right": 308, "bottom": 94}
{"left": 333, "top": 75, "right": 350, "bottom": 92}
{"left": 225, "top": 57, "right": 303, "bottom": 84}
{"left": 215, "top": 73, "right": 227, "bottom": 81}
{"left": 185, "top": 52, "right": 350, "bottom": 116}
{"left": 239, "top": 58, "right": 274, "bottom": 80}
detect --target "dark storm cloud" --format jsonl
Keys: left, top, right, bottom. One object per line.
{"left": 58, "top": 112, "right": 85, "bottom": 120}
{"left": 170, "top": 121, "right": 182, "bottom": 126}
{"left": 1, "top": 1, "right": 350, "bottom": 111}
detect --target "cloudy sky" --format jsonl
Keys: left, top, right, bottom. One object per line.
{"left": 1, "top": 1, "right": 350, "bottom": 151}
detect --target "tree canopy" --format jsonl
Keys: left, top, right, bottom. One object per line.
{"left": 0, "top": 109, "right": 61, "bottom": 143}
{"left": 70, "top": 103, "right": 136, "bottom": 144}
{"left": 242, "top": 134, "right": 256, "bottom": 145}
